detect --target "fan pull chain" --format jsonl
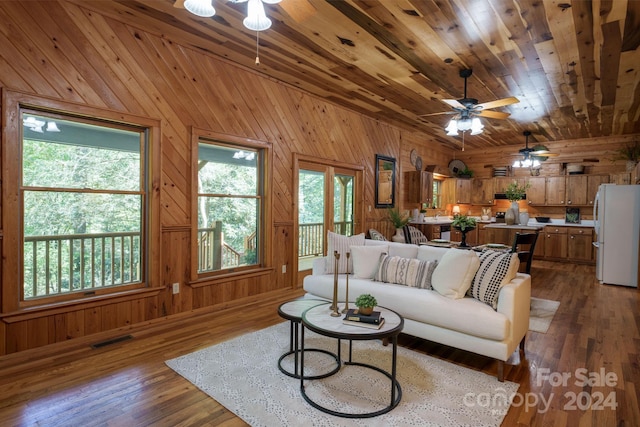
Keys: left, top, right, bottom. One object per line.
{"left": 255, "top": 31, "right": 260, "bottom": 66}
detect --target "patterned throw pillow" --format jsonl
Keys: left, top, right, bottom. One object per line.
{"left": 402, "top": 225, "right": 428, "bottom": 244}
{"left": 368, "top": 229, "right": 387, "bottom": 241}
{"left": 375, "top": 254, "right": 438, "bottom": 290}
{"left": 325, "top": 231, "right": 365, "bottom": 274}
{"left": 469, "top": 250, "right": 520, "bottom": 309}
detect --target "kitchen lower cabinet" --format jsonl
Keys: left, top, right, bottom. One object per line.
{"left": 543, "top": 226, "right": 568, "bottom": 259}
{"left": 567, "top": 227, "right": 594, "bottom": 262}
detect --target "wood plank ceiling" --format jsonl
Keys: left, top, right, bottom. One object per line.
{"left": 79, "top": 0, "right": 640, "bottom": 151}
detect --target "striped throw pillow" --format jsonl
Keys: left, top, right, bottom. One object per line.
{"left": 469, "top": 250, "right": 519, "bottom": 309}
{"left": 325, "top": 231, "right": 366, "bottom": 274}
{"left": 375, "top": 255, "right": 438, "bottom": 290}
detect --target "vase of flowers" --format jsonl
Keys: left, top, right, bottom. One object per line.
{"left": 504, "top": 181, "right": 530, "bottom": 225}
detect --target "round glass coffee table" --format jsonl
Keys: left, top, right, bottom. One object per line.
{"left": 300, "top": 304, "right": 404, "bottom": 418}
{"left": 277, "top": 299, "right": 340, "bottom": 379}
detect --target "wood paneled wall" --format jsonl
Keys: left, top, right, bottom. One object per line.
{"left": 0, "top": 1, "right": 451, "bottom": 354}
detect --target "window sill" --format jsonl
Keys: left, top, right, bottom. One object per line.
{"left": 190, "top": 267, "right": 274, "bottom": 288}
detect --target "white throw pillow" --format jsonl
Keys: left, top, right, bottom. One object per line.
{"left": 431, "top": 249, "right": 480, "bottom": 299}
{"left": 325, "top": 231, "right": 366, "bottom": 274}
{"left": 350, "top": 245, "right": 389, "bottom": 279}
{"left": 469, "top": 250, "right": 520, "bottom": 309}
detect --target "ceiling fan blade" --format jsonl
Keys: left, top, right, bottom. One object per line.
{"left": 442, "top": 99, "right": 466, "bottom": 109}
{"left": 418, "top": 111, "right": 456, "bottom": 117}
{"left": 174, "top": 0, "right": 185, "bottom": 8}
{"left": 533, "top": 152, "right": 559, "bottom": 157}
{"left": 476, "top": 110, "right": 510, "bottom": 119}
{"left": 476, "top": 97, "right": 520, "bottom": 110}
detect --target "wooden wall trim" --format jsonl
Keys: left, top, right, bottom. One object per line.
{"left": 0, "top": 286, "right": 164, "bottom": 323}
{"left": 189, "top": 267, "right": 274, "bottom": 288}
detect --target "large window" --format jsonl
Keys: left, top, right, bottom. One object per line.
{"left": 197, "top": 140, "right": 264, "bottom": 274}
{"left": 20, "top": 112, "right": 147, "bottom": 300}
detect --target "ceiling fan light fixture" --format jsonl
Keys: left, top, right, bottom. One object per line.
{"left": 470, "top": 117, "right": 484, "bottom": 135}
{"left": 445, "top": 119, "right": 458, "bottom": 135}
{"left": 244, "top": 0, "right": 272, "bottom": 31}
{"left": 184, "top": 0, "right": 216, "bottom": 17}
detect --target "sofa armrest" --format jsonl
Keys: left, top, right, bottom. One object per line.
{"left": 496, "top": 273, "right": 531, "bottom": 344}
{"left": 312, "top": 257, "right": 326, "bottom": 275}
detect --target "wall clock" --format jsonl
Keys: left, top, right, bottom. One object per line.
{"left": 410, "top": 149, "right": 417, "bottom": 166}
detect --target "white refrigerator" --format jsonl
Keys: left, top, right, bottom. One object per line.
{"left": 593, "top": 184, "right": 640, "bottom": 287}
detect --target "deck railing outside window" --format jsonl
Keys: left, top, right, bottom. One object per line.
{"left": 24, "top": 232, "right": 141, "bottom": 299}
{"left": 298, "top": 221, "right": 352, "bottom": 258}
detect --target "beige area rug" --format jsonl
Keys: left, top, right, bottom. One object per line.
{"left": 529, "top": 297, "right": 560, "bottom": 333}
{"left": 166, "top": 322, "right": 519, "bottom": 427}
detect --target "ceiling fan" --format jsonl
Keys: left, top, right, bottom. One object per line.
{"left": 420, "top": 68, "right": 519, "bottom": 135}
{"left": 512, "top": 131, "right": 558, "bottom": 168}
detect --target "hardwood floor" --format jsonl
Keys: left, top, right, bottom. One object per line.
{"left": 0, "top": 261, "right": 638, "bottom": 426}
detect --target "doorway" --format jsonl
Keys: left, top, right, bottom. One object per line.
{"left": 295, "top": 157, "right": 362, "bottom": 275}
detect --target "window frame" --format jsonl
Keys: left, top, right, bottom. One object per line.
{"left": 190, "top": 128, "right": 272, "bottom": 282}
{"left": 1, "top": 89, "right": 161, "bottom": 312}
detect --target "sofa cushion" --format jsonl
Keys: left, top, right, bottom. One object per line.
{"left": 431, "top": 249, "right": 480, "bottom": 299}
{"left": 368, "top": 229, "right": 387, "bottom": 241}
{"left": 416, "top": 245, "right": 448, "bottom": 262}
{"left": 302, "top": 275, "right": 510, "bottom": 341}
{"left": 351, "top": 245, "right": 388, "bottom": 279}
{"left": 469, "top": 250, "right": 520, "bottom": 309}
{"left": 388, "top": 243, "right": 419, "bottom": 258}
{"left": 374, "top": 255, "right": 438, "bottom": 290}
{"left": 325, "top": 231, "right": 365, "bottom": 274}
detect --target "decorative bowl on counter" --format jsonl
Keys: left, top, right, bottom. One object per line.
{"left": 535, "top": 216, "right": 550, "bottom": 223}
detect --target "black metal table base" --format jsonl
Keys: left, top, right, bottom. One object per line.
{"left": 278, "top": 318, "right": 340, "bottom": 379}
{"left": 300, "top": 327, "right": 402, "bottom": 418}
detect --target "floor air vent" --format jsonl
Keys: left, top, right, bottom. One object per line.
{"left": 90, "top": 335, "right": 133, "bottom": 349}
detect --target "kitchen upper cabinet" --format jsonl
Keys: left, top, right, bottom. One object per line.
{"left": 405, "top": 171, "right": 433, "bottom": 205}
{"left": 471, "top": 178, "right": 494, "bottom": 205}
{"left": 610, "top": 172, "right": 631, "bottom": 185}
{"left": 545, "top": 176, "right": 566, "bottom": 205}
{"left": 442, "top": 178, "right": 471, "bottom": 205}
{"left": 566, "top": 175, "right": 588, "bottom": 206}
{"left": 525, "top": 177, "right": 546, "bottom": 206}
{"left": 586, "top": 175, "right": 609, "bottom": 205}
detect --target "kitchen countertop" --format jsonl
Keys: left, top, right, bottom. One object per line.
{"left": 411, "top": 218, "right": 595, "bottom": 228}
{"left": 486, "top": 219, "right": 595, "bottom": 229}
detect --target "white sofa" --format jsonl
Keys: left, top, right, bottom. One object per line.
{"left": 302, "top": 239, "right": 531, "bottom": 381}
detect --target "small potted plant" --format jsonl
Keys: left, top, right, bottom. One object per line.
{"left": 452, "top": 215, "right": 477, "bottom": 248}
{"left": 355, "top": 293, "right": 378, "bottom": 315}
{"left": 457, "top": 166, "right": 474, "bottom": 178}
{"left": 387, "top": 207, "right": 410, "bottom": 228}
{"left": 609, "top": 140, "right": 640, "bottom": 171}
